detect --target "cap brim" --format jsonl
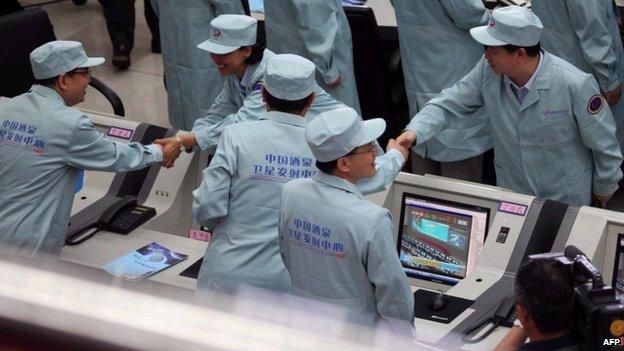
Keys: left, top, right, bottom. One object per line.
{"left": 197, "top": 39, "right": 239, "bottom": 54}
{"left": 469, "top": 26, "right": 507, "bottom": 46}
{"left": 78, "top": 57, "right": 105, "bottom": 68}
{"left": 359, "top": 118, "right": 386, "bottom": 146}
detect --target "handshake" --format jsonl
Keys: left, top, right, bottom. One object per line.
{"left": 152, "top": 133, "right": 197, "bottom": 169}
{"left": 396, "top": 130, "right": 417, "bottom": 149}
{"left": 151, "top": 130, "right": 417, "bottom": 169}
{"left": 386, "top": 130, "right": 416, "bottom": 161}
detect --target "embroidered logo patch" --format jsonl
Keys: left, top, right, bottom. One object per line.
{"left": 212, "top": 29, "right": 221, "bottom": 39}
{"left": 587, "top": 94, "right": 605, "bottom": 115}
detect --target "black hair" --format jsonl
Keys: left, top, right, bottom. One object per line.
{"left": 33, "top": 76, "right": 59, "bottom": 88}
{"left": 501, "top": 42, "right": 541, "bottom": 57}
{"left": 243, "top": 43, "right": 265, "bottom": 65}
{"left": 316, "top": 160, "right": 338, "bottom": 174}
{"left": 33, "top": 67, "right": 87, "bottom": 88}
{"left": 264, "top": 89, "right": 313, "bottom": 114}
{"left": 515, "top": 258, "right": 574, "bottom": 334}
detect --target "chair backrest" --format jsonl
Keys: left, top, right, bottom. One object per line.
{"left": 344, "top": 6, "right": 404, "bottom": 146}
{"left": 0, "top": 0, "right": 23, "bottom": 16}
{"left": 0, "top": 7, "right": 56, "bottom": 98}
{"left": 344, "top": 6, "right": 387, "bottom": 117}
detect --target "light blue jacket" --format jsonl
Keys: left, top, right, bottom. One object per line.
{"left": 0, "top": 85, "right": 162, "bottom": 256}
{"left": 278, "top": 172, "right": 414, "bottom": 326}
{"left": 598, "top": 0, "right": 624, "bottom": 146}
{"left": 405, "top": 52, "right": 623, "bottom": 206}
{"left": 263, "top": 0, "right": 361, "bottom": 112}
{"left": 151, "top": 0, "right": 244, "bottom": 131}
{"left": 532, "top": 0, "right": 620, "bottom": 93}
{"left": 193, "top": 111, "right": 404, "bottom": 292}
{"left": 390, "top": 0, "right": 491, "bottom": 162}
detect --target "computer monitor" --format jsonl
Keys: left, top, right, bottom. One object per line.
{"left": 612, "top": 234, "right": 624, "bottom": 300}
{"left": 397, "top": 192, "right": 489, "bottom": 285}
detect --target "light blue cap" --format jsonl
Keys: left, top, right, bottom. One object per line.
{"left": 30, "top": 40, "right": 104, "bottom": 80}
{"left": 264, "top": 54, "right": 316, "bottom": 101}
{"left": 197, "top": 15, "right": 257, "bottom": 55}
{"left": 305, "top": 107, "right": 385, "bottom": 162}
{"left": 470, "top": 6, "right": 543, "bottom": 47}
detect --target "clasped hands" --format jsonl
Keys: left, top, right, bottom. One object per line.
{"left": 153, "top": 133, "right": 196, "bottom": 169}
{"left": 153, "top": 130, "right": 416, "bottom": 169}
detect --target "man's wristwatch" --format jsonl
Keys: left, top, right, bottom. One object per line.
{"left": 175, "top": 136, "right": 186, "bottom": 152}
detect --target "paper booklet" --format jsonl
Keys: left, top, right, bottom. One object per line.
{"left": 104, "top": 242, "right": 188, "bottom": 280}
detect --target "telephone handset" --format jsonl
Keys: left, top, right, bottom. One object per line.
{"left": 65, "top": 195, "right": 156, "bottom": 246}
{"left": 462, "top": 293, "right": 517, "bottom": 344}
{"left": 492, "top": 293, "right": 517, "bottom": 328}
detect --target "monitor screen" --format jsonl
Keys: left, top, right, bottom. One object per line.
{"left": 397, "top": 193, "right": 489, "bottom": 285}
{"left": 612, "top": 234, "right": 624, "bottom": 301}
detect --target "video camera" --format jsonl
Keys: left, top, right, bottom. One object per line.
{"left": 529, "top": 246, "right": 624, "bottom": 350}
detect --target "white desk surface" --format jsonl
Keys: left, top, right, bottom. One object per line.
{"left": 60, "top": 228, "right": 207, "bottom": 290}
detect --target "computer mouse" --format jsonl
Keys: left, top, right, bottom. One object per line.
{"left": 429, "top": 292, "right": 449, "bottom": 311}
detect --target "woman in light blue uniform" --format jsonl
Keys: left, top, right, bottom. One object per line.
{"left": 263, "top": 0, "right": 361, "bottom": 112}
{"left": 390, "top": 0, "right": 491, "bottom": 181}
{"left": 150, "top": 0, "right": 243, "bottom": 131}
{"left": 0, "top": 41, "right": 164, "bottom": 256}
{"left": 162, "top": 15, "right": 404, "bottom": 192}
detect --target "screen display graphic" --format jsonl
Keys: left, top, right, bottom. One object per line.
{"left": 397, "top": 193, "right": 489, "bottom": 285}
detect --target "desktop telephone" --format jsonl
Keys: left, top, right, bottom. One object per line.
{"left": 65, "top": 195, "right": 156, "bottom": 245}
{"left": 462, "top": 293, "right": 516, "bottom": 343}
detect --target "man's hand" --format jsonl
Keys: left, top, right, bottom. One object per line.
{"left": 604, "top": 84, "right": 622, "bottom": 107}
{"left": 326, "top": 75, "right": 342, "bottom": 89}
{"left": 593, "top": 193, "right": 613, "bottom": 208}
{"left": 154, "top": 137, "right": 181, "bottom": 169}
{"left": 386, "top": 138, "right": 409, "bottom": 165}
{"left": 396, "top": 130, "right": 416, "bottom": 149}
{"left": 493, "top": 325, "right": 528, "bottom": 351}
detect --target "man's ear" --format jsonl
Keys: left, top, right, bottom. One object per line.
{"left": 336, "top": 156, "right": 350, "bottom": 173}
{"left": 516, "top": 303, "right": 530, "bottom": 325}
{"left": 57, "top": 73, "right": 69, "bottom": 91}
{"left": 517, "top": 47, "right": 528, "bottom": 60}
{"left": 300, "top": 92, "right": 316, "bottom": 116}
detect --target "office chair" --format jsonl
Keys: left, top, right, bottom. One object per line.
{"left": 0, "top": 7, "right": 125, "bottom": 116}
{"left": 344, "top": 5, "right": 408, "bottom": 147}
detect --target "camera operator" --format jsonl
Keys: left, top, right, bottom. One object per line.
{"left": 494, "top": 259, "right": 578, "bottom": 351}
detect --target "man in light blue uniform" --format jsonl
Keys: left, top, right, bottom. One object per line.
{"left": 193, "top": 54, "right": 409, "bottom": 293}
{"left": 150, "top": 0, "right": 243, "bottom": 131}
{"left": 159, "top": 15, "right": 404, "bottom": 192}
{"left": 390, "top": 0, "right": 491, "bottom": 182}
{"left": 279, "top": 108, "right": 414, "bottom": 328}
{"left": 0, "top": 41, "right": 165, "bottom": 257}
{"left": 532, "top": 0, "right": 624, "bottom": 145}
{"left": 263, "top": 0, "right": 361, "bottom": 112}
{"left": 397, "top": 6, "right": 623, "bottom": 207}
